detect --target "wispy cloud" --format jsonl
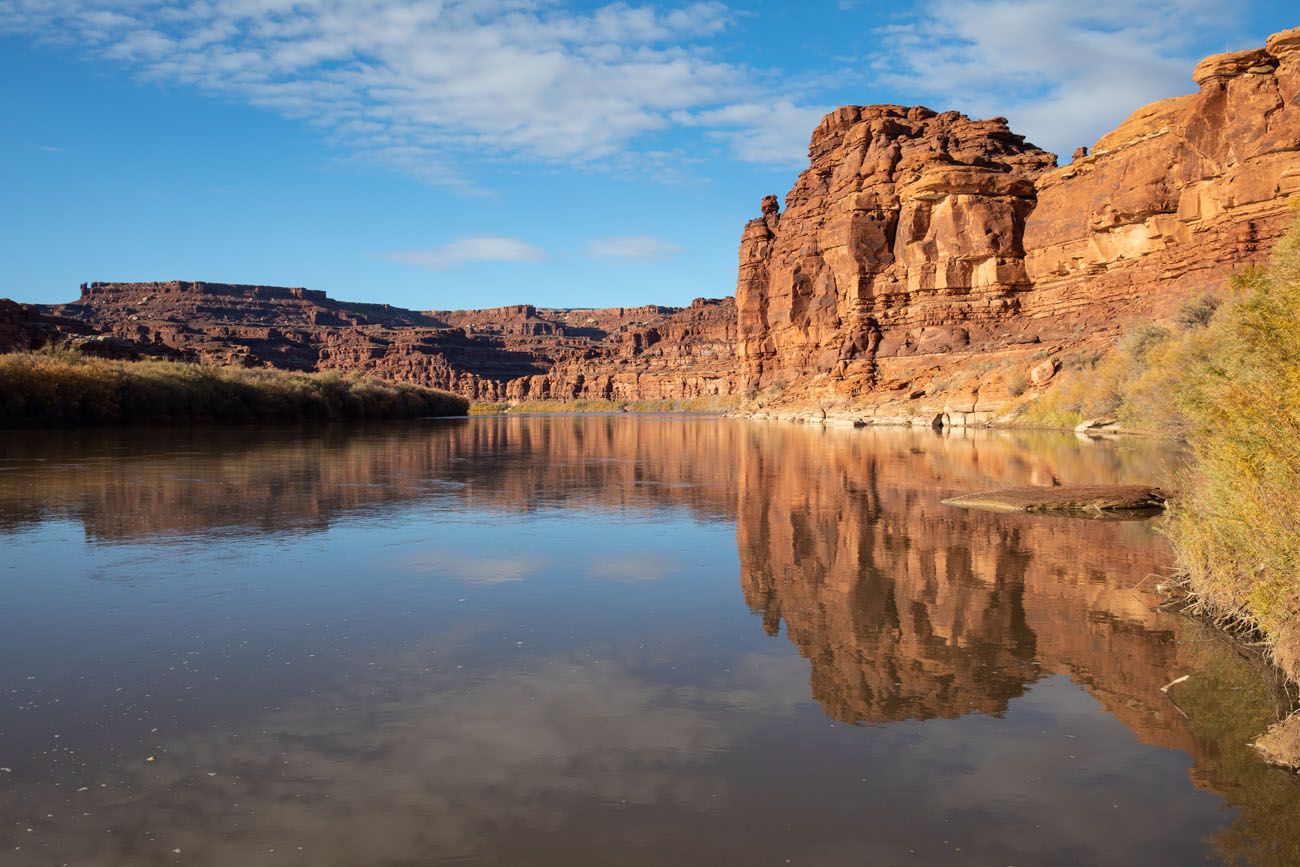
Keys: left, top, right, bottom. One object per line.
{"left": 382, "top": 235, "right": 545, "bottom": 270}
{"left": 692, "top": 99, "right": 830, "bottom": 165}
{"left": 872, "top": 0, "right": 1238, "bottom": 158}
{"left": 0, "top": 1, "right": 821, "bottom": 184}
{"left": 587, "top": 552, "right": 682, "bottom": 581}
{"left": 38, "top": 144, "right": 65, "bottom": 153}
{"left": 401, "top": 549, "right": 548, "bottom": 583}
{"left": 586, "top": 235, "right": 683, "bottom": 261}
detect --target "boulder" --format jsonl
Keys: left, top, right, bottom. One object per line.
{"left": 1252, "top": 714, "right": 1300, "bottom": 772}
{"left": 1030, "top": 358, "right": 1060, "bottom": 386}
{"left": 1075, "top": 416, "right": 1121, "bottom": 435}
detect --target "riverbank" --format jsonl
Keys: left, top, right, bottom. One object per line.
{"left": 1020, "top": 219, "right": 1300, "bottom": 694}
{"left": 469, "top": 396, "right": 742, "bottom": 415}
{"left": 0, "top": 350, "right": 468, "bottom": 426}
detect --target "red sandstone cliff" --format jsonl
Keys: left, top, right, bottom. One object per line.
{"left": 738, "top": 26, "right": 1300, "bottom": 425}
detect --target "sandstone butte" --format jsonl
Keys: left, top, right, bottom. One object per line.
{"left": 3, "top": 26, "right": 1299, "bottom": 423}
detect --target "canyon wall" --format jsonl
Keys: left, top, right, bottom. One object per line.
{"left": 41, "top": 281, "right": 738, "bottom": 402}
{"left": 738, "top": 26, "right": 1300, "bottom": 424}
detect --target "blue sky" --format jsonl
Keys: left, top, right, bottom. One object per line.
{"left": 1, "top": 1, "right": 1296, "bottom": 310}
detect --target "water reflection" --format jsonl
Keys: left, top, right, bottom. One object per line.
{"left": 0, "top": 417, "right": 1296, "bottom": 866}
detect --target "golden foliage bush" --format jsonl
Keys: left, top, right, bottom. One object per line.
{"left": 1023, "top": 213, "right": 1300, "bottom": 675}
{"left": 0, "top": 349, "right": 468, "bottom": 426}
{"left": 1168, "top": 220, "right": 1300, "bottom": 674}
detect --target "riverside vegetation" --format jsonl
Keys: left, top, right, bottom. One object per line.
{"left": 1022, "top": 217, "right": 1300, "bottom": 705}
{"left": 0, "top": 348, "right": 468, "bottom": 426}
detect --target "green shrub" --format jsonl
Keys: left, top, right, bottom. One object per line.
{"left": 1176, "top": 291, "right": 1222, "bottom": 329}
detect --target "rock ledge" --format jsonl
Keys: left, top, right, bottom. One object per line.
{"left": 942, "top": 485, "right": 1167, "bottom": 516}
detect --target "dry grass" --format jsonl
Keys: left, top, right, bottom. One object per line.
{"left": 1166, "top": 219, "right": 1300, "bottom": 679}
{"left": 1018, "top": 212, "right": 1300, "bottom": 683}
{"left": 1015, "top": 323, "right": 1198, "bottom": 432}
{"left": 0, "top": 348, "right": 468, "bottom": 426}
{"left": 1021, "top": 213, "right": 1300, "bottom": 680}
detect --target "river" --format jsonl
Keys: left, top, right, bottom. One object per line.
{"left": 1, "top": 416, "right": 1297, "bottom": 865}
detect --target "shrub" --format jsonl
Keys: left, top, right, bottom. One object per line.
{"left": 1005, "top": 371, "right": 1028, "bottom": 397}
{"left": 1176, "top": 291, "right": 1222, "bottom": 329}
{"left": 1166, "top": 222, "right": 1300, "bottom": 678}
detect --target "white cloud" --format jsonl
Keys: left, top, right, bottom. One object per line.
{"left": 383, "top": 235, "right": 545, "bottom": 270}
{"left": 0, "top": 0, "right": 822, "bottom": 182}
{"left": 694, "top": 99, "right": 830, "bottom": 165}
{"left": 585, "top": 235, "right": 683, "bottom": 261}
{"left": 872, "top": 0, "right": 1238, "bottom": 159}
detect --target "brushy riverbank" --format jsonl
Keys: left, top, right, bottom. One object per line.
{"left": 0, "top": 350, "right": 468, "bottom": 426}
{"left": 469, "top": 396, "right": 742, "bottom": 415}
{"left": 1027, "top": 215, "right": 1300, "bottom": 728}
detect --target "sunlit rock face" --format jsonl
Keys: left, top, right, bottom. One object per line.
{"left": 44, "top": 282, "right": 740, "bottom": 402}
{"left": 737, "top": 26, "right": 1300, "bottom": 423}
{"left": 735, "top": 106, "right": 1056, "bottom": 405}
{"left": 1023, "top": 26, "right": 1300, "bottom": 330}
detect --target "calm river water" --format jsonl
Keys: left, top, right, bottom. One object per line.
{"left": 1, "top": 416, "right": 1298, "bottom": 866}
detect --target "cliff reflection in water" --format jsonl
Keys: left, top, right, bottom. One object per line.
{"left": 1, "top": 417, "right": 1297, "bottom": 865}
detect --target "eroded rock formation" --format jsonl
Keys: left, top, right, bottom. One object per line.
{"left": 0, "top": 298, "right": 92, "bottom": 351}
{"left": 739, "top": 26, "right": 1300, "bottom": 424}
{"left": 736, "top": 107, "right": 1056, "bottom": 407}
{"left": 40, "top": 281, "right": 738, "bottom": 402}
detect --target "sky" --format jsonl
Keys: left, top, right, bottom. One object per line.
{"left": 1, "top": 1, "right": 1296, "bottom": 311}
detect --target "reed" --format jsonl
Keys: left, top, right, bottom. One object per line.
{"left": 0, "top": 349, "right": 468, "bottom": 426}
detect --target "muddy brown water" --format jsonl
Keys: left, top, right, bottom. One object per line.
{"left": 1, "top": 416, "right": 1297, "bottom": 866}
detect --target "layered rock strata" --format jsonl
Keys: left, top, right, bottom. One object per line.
{"left": 43, "top": 282, "right": 738, "bottom": 402}
{"left": 738, "top": 26, "right": 1300, "bottom": 425}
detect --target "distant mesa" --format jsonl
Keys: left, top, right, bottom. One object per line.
{"left": 28, "top": 280, "right": 739, "bottom": 404}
